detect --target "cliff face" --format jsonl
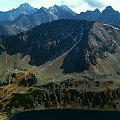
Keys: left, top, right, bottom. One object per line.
{"left": 0, "top": 20, "right": 120, "bottom": 118}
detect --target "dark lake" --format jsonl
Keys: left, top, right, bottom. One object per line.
{"left": 10, "top": 109, "right": 120, "bottom": 120}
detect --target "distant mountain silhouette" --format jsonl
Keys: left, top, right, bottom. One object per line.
{"left": 76, "top": 9, "right": 101, "bottom": 21}
{"left": 1, "top": 5, "right": 120, "bottom": 36}
{"left": 0, "top": 3, "right": 38, "bottom": 22}
{"left": 0, "top": 5, "right": 76, "bottom": 35}
{"left": 76, "top": 6, "right": 120, "bottom": 26}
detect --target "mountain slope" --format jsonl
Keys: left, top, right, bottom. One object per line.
{"left": 0, "top": 20, "right": 94, "bottom": 66}
{"left": 0, "top": 19, "right": 120, "bottom": 79}
{"left": 0, "top": 22, "right": 27, "bottom": 35}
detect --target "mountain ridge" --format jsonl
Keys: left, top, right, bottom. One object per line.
{"left": 0, "top": 4, "right": 77, "bottom": 36}
{"left": 76, "top": 6, "right": 120, "bottom": 26}
{"left": 1, "top": 5, "right": 120, "bottom": 36}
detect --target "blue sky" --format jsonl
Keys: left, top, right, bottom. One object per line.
{"left": 0, "top": 0, "right": 119, "bottom": 13}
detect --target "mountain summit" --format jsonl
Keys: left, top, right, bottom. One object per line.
{"left": 0, "top": 3, "right": 37, "bottom": 22}
{"left": 18, "top": 3, "right": 37, "bottom": 14}
{"left": 19, "top": 3, "right": 32, "bottom": 8}
{"left": 104, "top": 6, "right": 114, "bottom": 11}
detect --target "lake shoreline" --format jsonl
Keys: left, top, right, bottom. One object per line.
{"left": 9, "top": 109, "right": 120, "bottom": 120}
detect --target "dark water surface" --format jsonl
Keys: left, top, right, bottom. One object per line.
{"left": 10, "top": 109, "right": 120, "bottom": 120}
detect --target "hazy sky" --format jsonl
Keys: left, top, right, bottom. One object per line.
{"left": 0, "top": 0, "right": 120, "bottom": 13}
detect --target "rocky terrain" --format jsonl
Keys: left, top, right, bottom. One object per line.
{"left": 0, "top": 19, "right": 119, "bottom": 119}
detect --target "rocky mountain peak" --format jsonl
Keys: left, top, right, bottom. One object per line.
{"left": 0, "top": 3, "right": 37, "bottom": 22}
{"left": 17, "top": 3, "right": 37, "bottom": 14}
{"left": 49, "top": 4, "right": 72, "bottom": 13}
{"left": 104, "top": 6, "right": 114, "bottom": 11}
{"left": 39, "top": 7, "right": 47, "bottom": 11}
{"left": 18, "top": 3, "right": 32, "bottom": 9}
{"left": 101, "top": 6, "right": 116, "bottom": 15}
{"left": 49, "top": 5, "right": 60, "bottom": 12}
{"left": 94, "top": 8, "right": 101, "bottom": 13}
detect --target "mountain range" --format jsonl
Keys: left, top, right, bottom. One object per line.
{"left": 0, "top": 3, "right": 120, "bottom": 119}
{"left": 0, "top": 4, "right": 76, "bottom": 35}
{"left": 1, "top": 4, "right": 120, "bottom": 36}
{"left": 76, "top": 6, "right": 120, "bottom": 26}
{"left": 0, "top": 3, "right": 38, "bottom": 22}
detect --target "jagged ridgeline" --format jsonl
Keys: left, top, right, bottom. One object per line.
{"left": 1, "top": 5, "right": 120, "bottom": 37}
{"left": 0, "top": 5, "right": 76, "bottom": 36}
{"left": 0, "top": 19, "right": 120, "bottom": 119}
